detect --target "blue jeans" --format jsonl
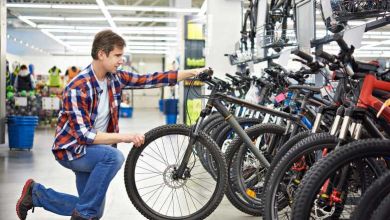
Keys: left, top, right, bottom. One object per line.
{"left": 31, "top": 145, "right": 125, "bottom": 219}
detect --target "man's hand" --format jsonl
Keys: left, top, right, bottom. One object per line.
{"left": 192, "top": 67, "right": 208, "bottom": 77}
{"left": 121, "top": 133, "right": 145, "bottom": 147}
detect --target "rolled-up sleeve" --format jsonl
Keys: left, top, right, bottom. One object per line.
{"left": 116, "top": 70, "right": 178, "bottom": 89}
{"left": 63, "top": 89, "right": 97, "bottom": 145}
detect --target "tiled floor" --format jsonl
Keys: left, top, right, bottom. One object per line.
{"left": 0, "top": 108, "right": 258, "bottom": 220}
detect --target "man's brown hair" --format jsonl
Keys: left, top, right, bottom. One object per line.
{"left": 91, "top": 30, "right": 126, "bottom": 60}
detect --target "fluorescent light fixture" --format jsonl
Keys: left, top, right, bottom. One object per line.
{"left": 57, "top": 35, "right": 178, "bottom": 41}
{"left": 24, "top": 17, "right": 106, "bottom": 22}
{"left": 7, "top": 3, "right": 199, "bottom": 13}
{"left": 107, "top": 5, "right": 200, "bottom": 13}
{"left": 43, "top": 29, "right": 178, "bottom": 35}
{"left": 96, "top": 0, "right": 117, "bottom": 29}
{"left": 114, "top": 17, "right": 178, "bottom": 23}
{"left": 36, "top": 24, "right": 109, "bottom": 30}
{"left": 41, "top": 29, "right": 75, "bottom": 50}
{"left": 66, "top": 41, "right": 177, "bottom": 46}
{"left": 7, "top": 3, "right": 51, "bottom": 8}
{"left": 17, "top": 16, "right": 37, "bottom": 27}
{"left": 73, "top": 45, "right": 171, "bottom": 50}
{"left": 38, "top": 25, "right": 177, "bottom": 32}
{"left": 20, "top": 15, "right": 179, "bottom": 23}
{"left": 6, "top": 3, "right": 99, "bottom": 10}
{"left": 199, "top": 0, "right": 207, "bottom": 15}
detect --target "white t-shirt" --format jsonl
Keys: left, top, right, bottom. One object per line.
{"left": 95, "top": 78, "right": 110, "bottom": 132}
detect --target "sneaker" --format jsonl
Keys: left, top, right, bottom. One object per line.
{"left": 16, "top": 179, "right": 35, "bottom": 220}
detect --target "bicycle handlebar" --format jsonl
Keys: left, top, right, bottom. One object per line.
{"left": 315, "top": 49, "right": 336, "bottom": 63}
{"left": 292, "top": 49, "right": 313, "bottom": 63}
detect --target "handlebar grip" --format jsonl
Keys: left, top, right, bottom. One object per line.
{"left": 225, "top": 73, "right": 238, "bottom": 81}
{"left": 198, "top": 68, "right": 213, "bottom": 81}
{"left": 315, "top": 49, "right": 336, "bottom": 63}
{"left": 292, "top": 49, "right": 313, "bottom": 63}
{"left": 334, "top": 34, "right": 349, "bottom": 52}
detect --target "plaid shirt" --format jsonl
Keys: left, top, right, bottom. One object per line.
{"left": 52, "top": 64, "right": 178, "bottom": 161}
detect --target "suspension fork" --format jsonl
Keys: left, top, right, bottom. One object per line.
{"left": 176, "top": 98, "right": 213, "bottom": 178}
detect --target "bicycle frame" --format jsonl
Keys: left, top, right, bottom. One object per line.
{"left": 176, "top": 87, "right": 313, "bottom": 177}
{"left": 357, "top": 73, "right": 390, "bottom": 122}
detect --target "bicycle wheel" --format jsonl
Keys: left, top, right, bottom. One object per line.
{"left": 263, "top": 133, "right": 338, "bottom": 220}
{"left": 370, "top": 192, "right": 390, "bottom": 220}
{"left": 124, "top": 124, "right": 227, "bottom": 220}
{"left": 213, "top": 117, "right": 263, "bottom": 153}
{"left": 224, "top": 123, "right": 286, "bottom": 216}
{"left": 292, "top": 139, "right": 390, "bottom": 220}
{"left": 352, "top": 171, "right": 390, "bottom": 220}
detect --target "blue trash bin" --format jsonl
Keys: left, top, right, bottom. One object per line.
{"left": 7, "top": 116, "right": 39, "bottom": 150}
{"left": 163, "top": 99, "right": 178, "bottom": 124}
{"left": 159, "top": 99, "right": 164, "bottom": 112}
{"left": 119, "top": 107, "right": 133, "bottom": 118}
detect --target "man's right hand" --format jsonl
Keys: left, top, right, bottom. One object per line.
{"left": 121, "top": 133, "right": 145, "bottom": 147}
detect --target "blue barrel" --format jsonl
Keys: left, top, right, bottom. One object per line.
{"left": 163, "top": 99, "right": 178, "bottom": 115}
{"left": 166, "top": 114, "right": 177, "bottom": 124}
{"left": 119, "top": 107, "right": 133, "bottom": 118}
{"left": 7, "top": 116, "right": 39, "bottom": 150}
{"left": 163, "top": 99, "right": 178, "bottom": 124}
{"left": 159, "top": 99, "right": 164, "bottom": 112}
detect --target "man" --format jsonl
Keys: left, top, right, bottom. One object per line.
{"left": 16, "top": 30, "right": 205, "bottom": 220}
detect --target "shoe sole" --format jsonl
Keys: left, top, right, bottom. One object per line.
{"left": 16, "top": 179, "right": 34, "bottom": 220}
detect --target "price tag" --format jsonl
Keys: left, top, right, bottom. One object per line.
{"left": 15, "top": 97, "right": 28, "bottom": 106}
{"left": 42, "top": 97, "right": 60, "bottom": 110}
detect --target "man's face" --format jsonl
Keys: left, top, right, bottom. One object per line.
{"left": 100, "top": 46, "right": 124, "bottom": 73}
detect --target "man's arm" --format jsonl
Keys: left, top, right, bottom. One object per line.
{"left": 116, "top": 68, "right": 206, "bottom": 89}
{"left": 93, "top": 132, "right": 145, "bottom": 147}
{"left": 177, "top": 68, "right": 205, "bottom": 81}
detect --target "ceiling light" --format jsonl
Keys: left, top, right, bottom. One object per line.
{"left": 96, "top": 0, "right": 117, "bottom": 29}
{"left": 66, "top": 41, "right": 177, "bottom": 46}
{"left": 113, "top": 17, "right": 178, "bottom": 23}
{"left": 107, "top": 5, "right": 200, "bottom": 13}
{"left": 7, "top": 3, "right": 199, "bottom": 13}
{"left": 20, "top": 15, "right": 178, "bottom": 23}
{"left": 17, "top": 16, "right": 37, "bottom": 27}
{"left": 57, "top": 35, "right": 178, "bottom": 41}
{"left": 43, "top": 29, "right": 178, "bottom": 35}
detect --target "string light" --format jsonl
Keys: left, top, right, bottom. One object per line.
{"left": 8, "top": 34, "right": 51, "bottom": 55}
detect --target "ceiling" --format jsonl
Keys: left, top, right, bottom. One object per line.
{"left": 6, "top": 0, "right": 390, "bottom": 59}
{"left": 6, "top": 0, "right": 206, "bottom": 56}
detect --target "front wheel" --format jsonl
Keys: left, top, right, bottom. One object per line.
{"left": 124, "top": 124, "right": 227, "bottom": 220}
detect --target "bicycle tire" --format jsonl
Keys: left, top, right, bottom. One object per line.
{"left": 214, "top": 117, "right": 263, "bottom": 152}
{"left": 263, "top": 133, "right": 338, "bottom": 220}
{"left": 292, "top": 139, "right": 390, "bottom": 220}
{"left": 124, "top": 124, "right": 227, "bottom": 220}
{"left": 352, "top": 171, "right": 390, "bottom": 220}
{"left": 224, "top": 123, "right": 286, "bottom": 216}
{"left": 370, "top": 191, "right": 390, "bottom": 220}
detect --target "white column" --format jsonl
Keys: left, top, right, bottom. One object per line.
{"left": 206, "top": 0, "right": 241, "bottom": 78}
{"left": 0, "top": 0, "right": 6, "bottom": 144}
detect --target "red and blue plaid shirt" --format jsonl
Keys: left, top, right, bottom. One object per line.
{"left": 52, "top": 64, "right": 178, "bottom": 161}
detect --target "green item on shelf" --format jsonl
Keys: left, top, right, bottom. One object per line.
{"left": 186, "top": 99, "right": 202, "bottom": 125}
{"left": 29, "top": 90, "right": 35, "bottom": 97}
{"left": 6, "top": 85, "right": 14, "bottom": 92}
{"left": 48, "top": 66, "right": 61, "bottom": 87}
{"left": 6, "top": 91, "right": 14, "bottom": 100}
{"left": 20, "top": 90, "right": 27, "bottom": 97}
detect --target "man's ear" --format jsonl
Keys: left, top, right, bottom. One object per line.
{"left": 97, "top": 50, "right": 105, "bottom": 60}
